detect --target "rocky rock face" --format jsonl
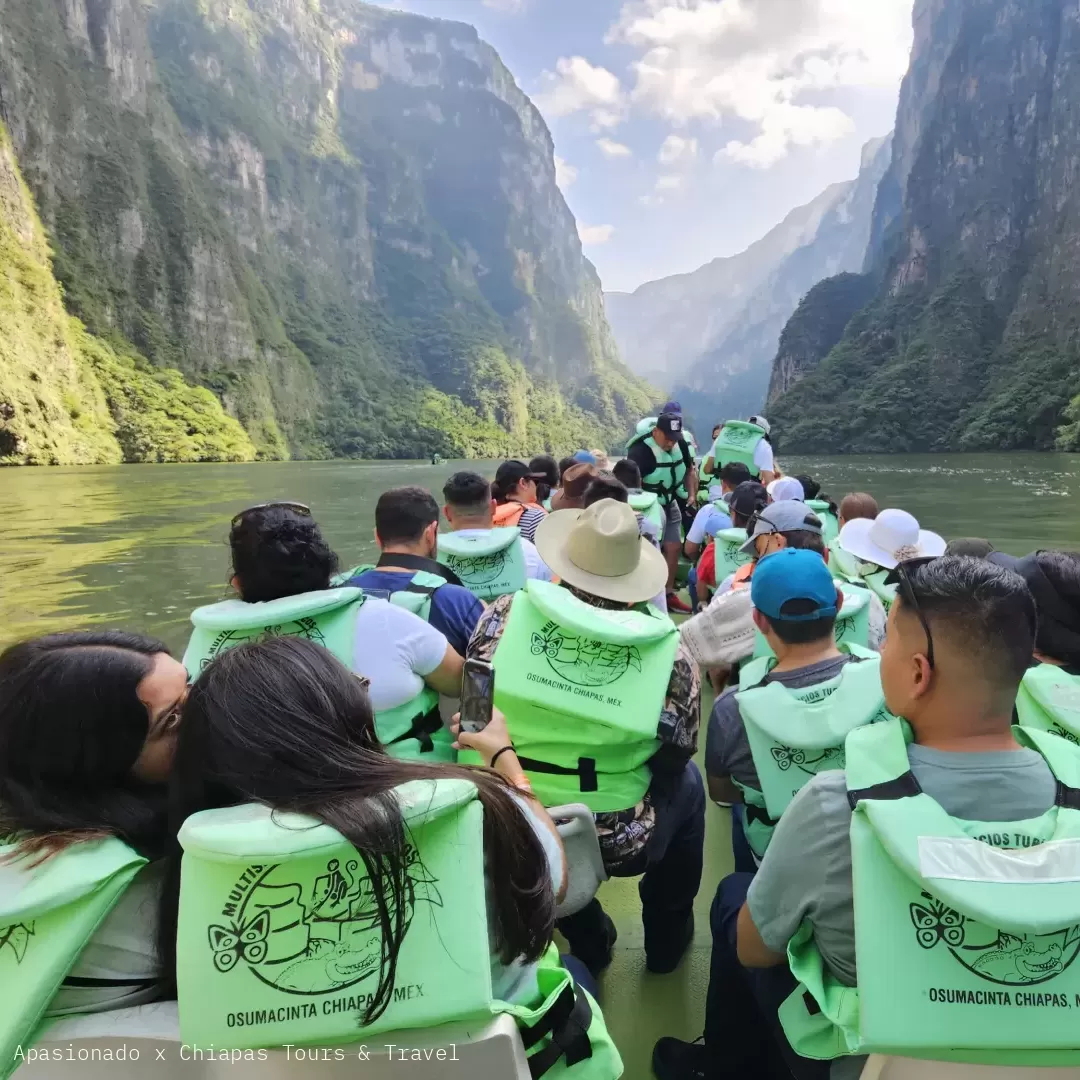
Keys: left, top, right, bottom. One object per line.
{"left": 0, "top": 0, "right": 651, "bottom": 461}
{"left": 770, "top": 0, "right": 1080, "bottom": 453}
{"left": 604, "top": 136, "right": 889, "bottom": 429}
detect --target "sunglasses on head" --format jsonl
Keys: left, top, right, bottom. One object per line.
{"left": 231, "top": 501, "right": 311, "bottom": 527}
{"left": 885, "top": 556, "right": 939, "bottom": 670}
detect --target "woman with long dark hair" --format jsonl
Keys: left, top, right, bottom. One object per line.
{"left": 160, "top": 638, "right": 617, "bottom": 1071}
{"left": 0, "top": 630, "right": 187, "bottom": 1021}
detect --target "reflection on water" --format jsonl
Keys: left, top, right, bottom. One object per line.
{"left": 1, "top": 453, "right": 1078, "bottom": 653}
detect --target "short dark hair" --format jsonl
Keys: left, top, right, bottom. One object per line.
{"left": 443, "top": 471, "right": 491, "bottom": 513}
{"left": 612, "top": 459, "right": 641, "bottom": 488}
{"left": 764, "top": 598, "right": 837, "bottom": 646}
{"left": 903, "top": 556, "right": 1036, "bottom": 695}
{"left": 1033, "top": 551, "right": 1080, "bottom": 667}
{"left": 375, "top": 487, "right": 439, "bottom": 545}
{"left": 583, "top": 475, "right": 628, "bottom": 508}
{"left": 230, "top": 506, "right": 338, "bottom": 602}
{"left": 719, "top": 462, "right": 752, "bottom": 487}
{"left": 796, "top": 475, "right": 821, "bottom": 500}
{"left": 781, "top": 530, "right": 827, "bottom": 557}
{"left": 529, "top": 455, "right": 559, "bottom": 489}
{"left": 558, "top": 456, "right": 578, "bottom": 483}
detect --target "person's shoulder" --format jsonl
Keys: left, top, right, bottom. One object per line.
{"left": 794, "top": 770, "right": 853, "bottom": 826}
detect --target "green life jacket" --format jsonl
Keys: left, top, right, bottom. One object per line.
{"left": 437, "top": 528, "right": 527, "bottom": 601}
{"left": 0, "top": 837, "right": 146, "bottom": 1078}
{"left": 468, "top": 580, "right": 678, "bottom": 812}
{"left": 733, "top": 647, "right": 887, "bottom": 859}
{"left": 862, "top": 569, "right": 897, "bottom": 611}
{"left": 710, "top": 421, "right": 766, "bottom": 477}
{"left": 1015, "top": 664, "right": 1080, "bottom": 746}
{"left": 627, "top": 423, "right": 688, "bottom": 506}
{"left": 712, "top": 527, "right": 754, "bottom": 582}
{"left": 330, "top": 566, "right": 449, "bottom": 623}
{"left": 806, "top": 500, "right": 840, "bottom": 547}
{"left": 628, "top": 490, "right": 665, "bottom": 536}
{"left": 175, "top": 781, "right": 622, "bottom": 1078}
{"left": 827, "top": 541, "right": 897, "bottom": 610}
{"left": 781, "top": 718, "right": 1080, "bottom": 1066}
{"left": 182, "top": 589, "right": 451, "bottom": 762}
{"left": 751, "top": 584, "right": 872, "bottom": 659}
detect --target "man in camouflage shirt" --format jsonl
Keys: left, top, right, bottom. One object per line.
{"left": 467, "top": 501, "right": 705, "bottom": 977}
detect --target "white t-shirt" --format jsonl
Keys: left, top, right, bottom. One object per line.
{"left": 452, "top": 529, "right": 554, "bottom": 582}
{"left": 753, "top": 438, "right": 775, "bottom": 474}
{"left": 351, "top": 597, "right": 449, "bottom": 712}
{"left": 687, "top": 501, "right": 733, "bottom": 545}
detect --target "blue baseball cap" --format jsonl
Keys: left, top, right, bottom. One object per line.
{"left": 572, "top": 450, "right": 597, "bottom": 465}
{"left": 751, "top": 549, "right": 838, "bottom": 622}
{"left": 662, "top": 400, "right": 683, "bottom": 415}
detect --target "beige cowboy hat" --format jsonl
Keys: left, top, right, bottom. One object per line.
{"left": 534, "top": 499, "right": 669, "bottom": 604}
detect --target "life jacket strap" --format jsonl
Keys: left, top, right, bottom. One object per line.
{"left": 846, "top": 771, "right": 922, "bottom": 810}
{"left": 376, "top": 552, "right": 464, "bottom": 587}
{"left": 1056, "top": 781, "right": 1080, "bottom": 811}
{"left": 520, "top": 982, "right": 594, "bottom": 1077}
{"left": 743, "top": 803, "right": 782, "bottom": 830}
{"left": 385, "top": 705, "right": 444, "bottom": 754}
{"left": 516, "top": 756, "right": 599, "bottom": 793}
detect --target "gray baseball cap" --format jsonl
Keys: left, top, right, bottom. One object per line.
{"left": 740, "top": 500, "right": 824, "bottom": 554}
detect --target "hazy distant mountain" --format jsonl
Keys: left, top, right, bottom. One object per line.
{"left": 604, "top": 136, "right": 891, "bottom": 428}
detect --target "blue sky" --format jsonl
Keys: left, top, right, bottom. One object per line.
{"left": 371, "top": 0, "right": 914, "bottom": 292}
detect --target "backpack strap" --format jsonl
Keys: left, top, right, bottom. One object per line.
{"left": 519, "top": 982, "right": 594, "bottom": 1077}
{"left": 376, "top": 552, "right": 464, "bottom": 587}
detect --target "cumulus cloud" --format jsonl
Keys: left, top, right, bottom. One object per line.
{"left": 597, "top": 137, "right": 633, "bottom": 158}
{"left": 578, "top": 223, "right": 616, "bottom": 245}
{"left": 554, "top": 155, "right": 579, "bottom": 189}
{"left": 535, "top": 56, "right": 625, "bottom": 129}
{"left": 609, "top": 0, "right": 913, "bottom": 167}
{"left": 658, "top": 134, "right": 698, "bottom": 165}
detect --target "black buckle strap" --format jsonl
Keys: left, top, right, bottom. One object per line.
{"left": 743, "top": 803, "right": 782, "bottom": 829}
{"left": 387, "top": 705, "right": 443, "bottom": 754}
{"left": 376, "top": 552, "right": 464, "bottom": 587}
{"left": 1056, "top": 781, "right": 1080, "bottom": 811}
{"left": 846, "top": 771, "right": 922, "bottom": 810}
{"left": 520, "top": 983, "right": 594, "bottom": 1078}
{"left": 517, "top": 756, "right": 599, "bottom": 793}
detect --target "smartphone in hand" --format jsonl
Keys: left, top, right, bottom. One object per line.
{"left": 459, "top": 659, "right": 495, "bottom": 734}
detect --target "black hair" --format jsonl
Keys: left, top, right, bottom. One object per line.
{"left": 492, "top": 463, "right": 534, "bottom": 505}
{"left": 782, "top": 530, "right": 827, "bottom": 557}
{"left": 443, "top": 471, "right": 491, "bottom": 515}
{"left": 230, "top": 506, "right": 339, "bottom": 603}
{"left": 529, "top": 456, "right": 559, "bottom": 503}
{"left": 0, "top": 630, "right": 173, "bottom": 859}
{"left": 375, "top": 487, "right": 439, "bottom": 546}
{"left": 558, "top": 456, "right": 578, "bottom": 483}
{"left": 161, "top": 637, "right": 554, "bottom": 1019}
{"left": 1031, "top": 551, "right": 1080, "bottom": 668}
{"left": 583, "top": 475, "right": 629, "bottom": 508}
{"left": 719, "top": 462, "right": 752, "bottom": 488}
{"left": 902, "top": 556, "right": 1037, "bottom": 696}
{"left": 795, "top": 475, "right": 821, "bottom": 500}
{"left": 711, "top": 424, "right": 722, "bottom": 439}
{"left": 764, "top": 598, "right": 838, "bottom": 646}
{"left": 612, "top": 458, "right": 642, "bottom": 488}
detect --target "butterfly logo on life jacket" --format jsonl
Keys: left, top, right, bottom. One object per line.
{"left": 208, "top": 909, "right": 271, "bottom": 972}
{"left": 910, "top": 894, "right": 966, "bottom": 949}
{"left": 531, "top": 629, "right": 563, "bottom": 659}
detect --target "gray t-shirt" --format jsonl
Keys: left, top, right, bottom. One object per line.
{"left": 747, "top": 744, "right": 1058, "bottom": 1078}
{"left": 706, "top": 655, "right": 856, "bottom": 790}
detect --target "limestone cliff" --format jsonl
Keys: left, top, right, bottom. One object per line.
{"left": 0, "top": 0, "right": 651, "bottom": 461}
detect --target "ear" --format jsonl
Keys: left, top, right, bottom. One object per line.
{"left": 373, "top": 528, "right": 382, "bottom": 547}
{"left": 910, "top": 653, "right": 934, "bottom": 699}
{"left": 751, "top": 608, "right": 769, "bottom": 634}
{"left": 443, "top": 505, "right": 453, "bottom": 523}
{"left": 834, "top": 587, "right": 844, "bottom": 613}
{"left": 426, "top": 520, "right": 439, "bottom": 542}
{"left": 489, "top": 498, "right": 498, "bottom": 515}
{"left": 823, "top": 547, "right": 831, "bottom": 566}
{"left": 230, "top": 574, "right": 241, "bottom": 595}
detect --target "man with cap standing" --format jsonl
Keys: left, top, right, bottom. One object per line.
{"left": 627, "top": 411, "right": 698, "bottom": 612}
{"left": 467, "top": 499, "right": 705, "bottom": 977}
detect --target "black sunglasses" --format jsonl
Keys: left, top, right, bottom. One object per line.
{"left": 231, "top": 501, "right": 311, "bottom": 527}
{"left": 886, "top": 556, "right": 938, "bottom": 670}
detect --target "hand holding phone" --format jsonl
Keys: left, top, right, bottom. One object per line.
{"left": 459, "top": 659, "right": 495, "bottom": 734}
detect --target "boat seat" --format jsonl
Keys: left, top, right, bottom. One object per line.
{"left": 16, "top": 1001, "right": 531, "bottom": 1079}
{"left": 859, "top": 1056, "right": 1080, "bottom": 1079}
{"left": 551, "top": 802, "right": 608, "bottom": 917}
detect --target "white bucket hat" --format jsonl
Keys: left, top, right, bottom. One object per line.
{"left": 534, "top": 498, "right": 669, "bottom": 604}
{"left": 837, "top": 508, "right": 946, "bottom": 571}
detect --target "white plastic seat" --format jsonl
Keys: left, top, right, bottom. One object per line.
{"left": 550, "top": 803, "right": 608, "bottom": 917}
{"left": 17, "top": 1002, "right": 531, "bottom": 1079}
{"left": 859, "top": 1056, "right": 1080, "bottom": 1079}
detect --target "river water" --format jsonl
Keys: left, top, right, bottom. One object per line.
{"left": 1, "top": 453, "right": 1077, "bottom": 653}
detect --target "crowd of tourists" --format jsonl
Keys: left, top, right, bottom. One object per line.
{"left": 4, "top": 402, "right": 1080, "bottom": 1079}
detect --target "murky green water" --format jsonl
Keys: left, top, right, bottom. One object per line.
{"left": 1, "top": 453, "right": 1077, "bottom": 653}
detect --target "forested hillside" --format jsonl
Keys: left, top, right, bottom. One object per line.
{"left": 0, "top": 0, "right": 652, "bottom": 464}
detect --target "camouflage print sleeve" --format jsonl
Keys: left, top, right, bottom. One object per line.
{"left": 466, "top": 594, "right": 514, "bottom": 662}
{"left": 650, "top": 642, "right": 702, "bottom": 776}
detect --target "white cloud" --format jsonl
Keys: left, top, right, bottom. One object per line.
{"left": 654, "top": 174, "right": 683, "bottom": 191}
{"left": 597, "top": 137, "right": 633, "bottom": 158}
{"left": 554, "top": 155, "right": 579, "bottom": 189}
{"left": 482, "top": 0, "right": 527, "bottom": 11}
{"left": 534, "top": 56, "right": 625, "bottom": 129}
{"left": 609, "top": 0, "right": 913, "bottom": 167}
{"left": 578, "top": 223, "right": 616, "bottom": 245}
{"left": 658, "top": 134, "right": 698, "bottom": 165}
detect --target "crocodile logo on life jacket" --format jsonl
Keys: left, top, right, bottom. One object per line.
{"left": 203, "top": 618, "right": 327, "bottom": 669}
{"left": 0, "top": 922, "right": 34, "bottom": 964}
{"left": 209, "top": 846, "right": 441, "bottom": 996}
{"left": 769, "top": 744, "right": 843, "bottom": 777}
{"left": 444, "top": 550, "right": 507, "bottom": 587}
{"left": 909, "top": 892, "right": 1080, "bottom": 986}
{"left": 531, "top": 621, "right": 642, "bottom": 688}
